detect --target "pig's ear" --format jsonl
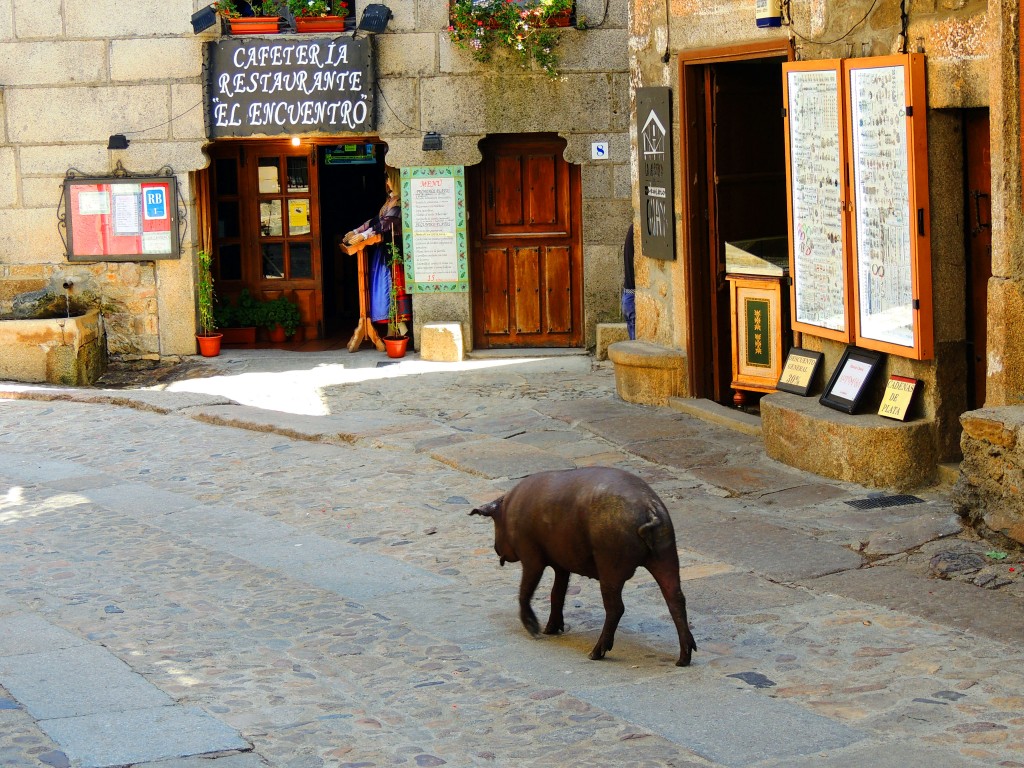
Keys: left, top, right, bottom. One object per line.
{"left": 470, "top": 497, "right": 503, "bottom": 518}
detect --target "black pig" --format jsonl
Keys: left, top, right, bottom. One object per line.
{"left": 471, "top": 466, "right": 697, "bottom": 666}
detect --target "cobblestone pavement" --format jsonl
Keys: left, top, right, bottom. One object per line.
{"left": 1, "top": 349, "right": 1024, "bottom": 768}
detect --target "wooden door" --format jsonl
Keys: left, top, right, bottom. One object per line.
{"left": 207, "top": 141, "right": 323, "bottom": 340}
{"left": 965, "top": 110, "right": 991, "bottom": 409}
{"left": 470, "top": 135, "right": 582, "bottom": 348}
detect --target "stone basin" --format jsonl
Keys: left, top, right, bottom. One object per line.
{"left": 0, "top": 308, "right": 106, "bottom": 386}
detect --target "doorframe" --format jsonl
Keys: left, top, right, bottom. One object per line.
{"left": 677, "top": 40, "right": 793, "bottom": 399}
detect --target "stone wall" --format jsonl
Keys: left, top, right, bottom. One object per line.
{"left": 954, "top": 407, "right": 1024, "bottom": 542}
{"left": 1, "top": 0, "right": 632, "bottom": 360}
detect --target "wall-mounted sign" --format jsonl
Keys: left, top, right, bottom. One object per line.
{"left": 205, "top": 36, "right": 374, "bottom": 138}
{"left": 325, "top": 143, "right": 375, "bottom": 165}
{"left": 636, "top": 87, "right": 675, "bottom": 260}
{"left": 64, "top": 176, "right": 179, "bottom": 261}
{"left": 401, "top": 166, "right": 468, "bottom": 293}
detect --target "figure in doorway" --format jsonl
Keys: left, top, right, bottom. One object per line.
{"left": 343, "top": 166, "right": 411, "bottom": 337}
{"left": 622, "top": 221, "right": 636, "bottom": 340}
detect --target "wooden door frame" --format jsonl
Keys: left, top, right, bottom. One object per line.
{"left": 678, "top": 40, "right": 793, "bottom": 399}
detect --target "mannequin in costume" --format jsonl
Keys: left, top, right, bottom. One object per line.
{"left": 343, "top": 166, "right": 411, "bottom": 337}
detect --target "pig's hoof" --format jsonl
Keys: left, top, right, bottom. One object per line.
{"left": 523, "top": 616, "right": 541, "bottom": 636}
{"left": 542, "top": 621, "right": 564, "bottom": 635}
{"left": 588, "top": 647, "right": 606, "bottom": 660}
{"left": 675, "top": 656, "right": 691, "bottom": 667}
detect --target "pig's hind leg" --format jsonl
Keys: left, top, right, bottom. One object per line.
{"left": 543, "top": 566, "right": 570, "bottom": 635}
{"left": 647, "top": 559, "right": 697, "bottom": 667}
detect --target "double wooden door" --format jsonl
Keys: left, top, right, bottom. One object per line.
{"left": 470, "top": 135, "right": 582, "bottom": 348}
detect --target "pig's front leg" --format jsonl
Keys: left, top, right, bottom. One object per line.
{"left": 518, "top": 561, "right": 545, "bottom": 636}
{"left": 543, "top": 566, "right": 569, "bottom": 635}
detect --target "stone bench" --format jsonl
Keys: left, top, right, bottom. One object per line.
{"left": 607, "top": 340, "right": 687, "bottom": 406}
{"left": 595, "top": 322, "right": 629, "bottom": 361}
{"left": 761, "top": 391, "right": 937, "bottom": 491}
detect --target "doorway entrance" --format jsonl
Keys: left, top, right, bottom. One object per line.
{"left": 680, "top": 42, "right": 791, "bottom": 404}
{"left": 467, "top": 133, "right": 583, "bottom": 349}
{"left": 202, "top": 139, "right": 389, "bottom": 345}
{"left": 964, "top": 109, "right": 991, "bottom": 410}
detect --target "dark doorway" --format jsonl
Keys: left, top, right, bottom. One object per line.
{"left": 964, "top": 109, "right": 991, "bottom": 409}
{"left": 681, "top": 45, "right": 790, "bottom": 405}
{"left": 317, "top": 143, "right": 388, "bottom": 339}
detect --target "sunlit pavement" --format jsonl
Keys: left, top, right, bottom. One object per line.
{"left": 1, "top": 350, "right": 1023, "bottom": 768}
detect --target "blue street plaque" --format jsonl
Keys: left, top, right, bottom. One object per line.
{"left": 145, "top": 187, "right": 167, "bottom": 219}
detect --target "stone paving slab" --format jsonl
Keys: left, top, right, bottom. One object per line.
{"left": 39, "top": 706, "right": 249, "bottom": 768}
{"left": 428, "top": 436, "right": 576, "bottom": 479}
{"left": 0, "top": 385, "right": 233, "bottom": 413}
{"left": 0, "top": 645, "right": 173, "bottom": 719}
{"left": 862, "top": 512, "right": 963, "bottom": 556}
{"left": 673, "top": 507, "right": 865, "bottom": 581}
{"left": 808, "top": 566, "right": 1024, "bottom": 645}
{"left": 0, "top": 614, "right": 87, "bottom": 656}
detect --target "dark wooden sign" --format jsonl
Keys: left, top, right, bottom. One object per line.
{"left": 206, "top": 36, "right": 374, "bottom": 138}
{"left": 636, "top": 87, "right": 676, "bottom": 260}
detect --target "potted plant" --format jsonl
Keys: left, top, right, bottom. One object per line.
{"left": 214, "top": 288, "right": 263, "bottom": 345}
{"left": 262, "top": 295, "right": 302, "bottom": 342}
{"left": 216, "top": 0, "right": 282, "bottom": 34}
{"left": 195, "top": 250, "right": 222, "bottom": 357}
{"left": 288, "top": 0, "right": 349, "bottom": 31}
{"left": 447, "top": 0, "right": 573, "bottom": 78}
{"left": 382, "top": 239, "right": 409, "bottom": 358}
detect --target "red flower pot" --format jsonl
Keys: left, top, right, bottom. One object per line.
{"left": 196, "top": 333, "right": 223, "bottom": 357}
{"left": 295, "top": 15, "right": 347, "bottom": 32}
{"left": 383, "top": 335, "right": 409, "bottom": 359}
{"left": 229, "top": 16, "right": 281, "bottom": 34}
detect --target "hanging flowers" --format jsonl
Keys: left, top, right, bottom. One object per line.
{"left": 448, "top": 0, "right": 573, "bottom": 78}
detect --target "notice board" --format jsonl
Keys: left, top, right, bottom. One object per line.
{"left": 65, "top": 177, "right": 179, "bottom": 261}
{"left": 783, "top": 60, "right": 850, "bottom": 341}
{"left": 401, "top": 166, "right": 468, "bottom": 293}
{"left": 782, "top": 53, "right": 932, "bottom": 360}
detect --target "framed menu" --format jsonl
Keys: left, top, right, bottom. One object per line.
{"left": 846, "top": 54, "right": 933, "bottom": 360}
{"left": 782, "top": 60, "right": 851, "bottom": 342}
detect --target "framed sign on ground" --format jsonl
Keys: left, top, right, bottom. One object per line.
{"left": 819, "top": 346, "right": 884, "bottom": 414}
{"left": 63, "top": 176, "right": 179, "bottom": 261}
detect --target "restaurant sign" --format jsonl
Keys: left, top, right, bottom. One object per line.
{"left": 205, "top": 36, "right": 374, "bottom": 138}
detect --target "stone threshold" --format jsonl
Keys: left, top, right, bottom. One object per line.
{"left": 667, "top": 396, "right": 763, "bottom": 437}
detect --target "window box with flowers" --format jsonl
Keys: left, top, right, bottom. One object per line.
{"left": 216, "top": 0, "right": 282, "bottom": 34}
{"left": 288, "top": 0, "right": 351, "bottom": 32}
{"left": 448, "top": 0, "right": 574, "bottom": 78}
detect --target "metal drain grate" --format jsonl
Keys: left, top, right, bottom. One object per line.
{"left": 844, "top": 494, "right": 925, "bottom": 510}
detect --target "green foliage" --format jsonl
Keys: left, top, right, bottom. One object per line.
{"left": 213, "top": 288, "right": 264, "bottom": 329}
{"left": 286, "top": 0, "right": 349, "bottom": 17}
{"left": 196, "top": 250, "right": 217, "bottom": 335}
{"left": 448, "top": 0, "right": 573, "bottom": 78}
{"left": 262, "top": 296, "right": 302, "bottom": 336}
{"left": 215, "top": 0, "right": 281, "bottom": 18}
{"left": 386, "top": 241, "right": 406, "bottom": 338}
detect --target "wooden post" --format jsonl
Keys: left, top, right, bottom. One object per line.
{"left": 341, "top": 234, "right": 385, "bottom": 352}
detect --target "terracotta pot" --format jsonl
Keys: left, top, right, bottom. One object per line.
{"left": 268, "top": 324, "right": 287, "bottom": 343}
{"left": 220, "top": 326, "right": 257, "bottom": 345}
{"left": 229, "top": 16, "right": 280, "bottom": 34}
{"left": 383, "top": 335, "right": 409, "bottom": 359}
{"left": 196, "top": 333, "right": 223, "bottom": 357}
{"left": 295, "top": 15, "right": 347, "bottom": 32}
{"left": 548, "top": 9, "right": 572, "bottom": 26}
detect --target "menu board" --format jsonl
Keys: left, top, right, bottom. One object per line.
{"left": 401, "top": 166, "right": 468, "bottom": 293}
{"left": 65, "top": 177, "right": 179, "bottom": 261}
{"left": 783, "top": 62, "right": 849, "bottom": 339}
{"left": 849, "top": 64, "right": 914, "bottom": 348}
